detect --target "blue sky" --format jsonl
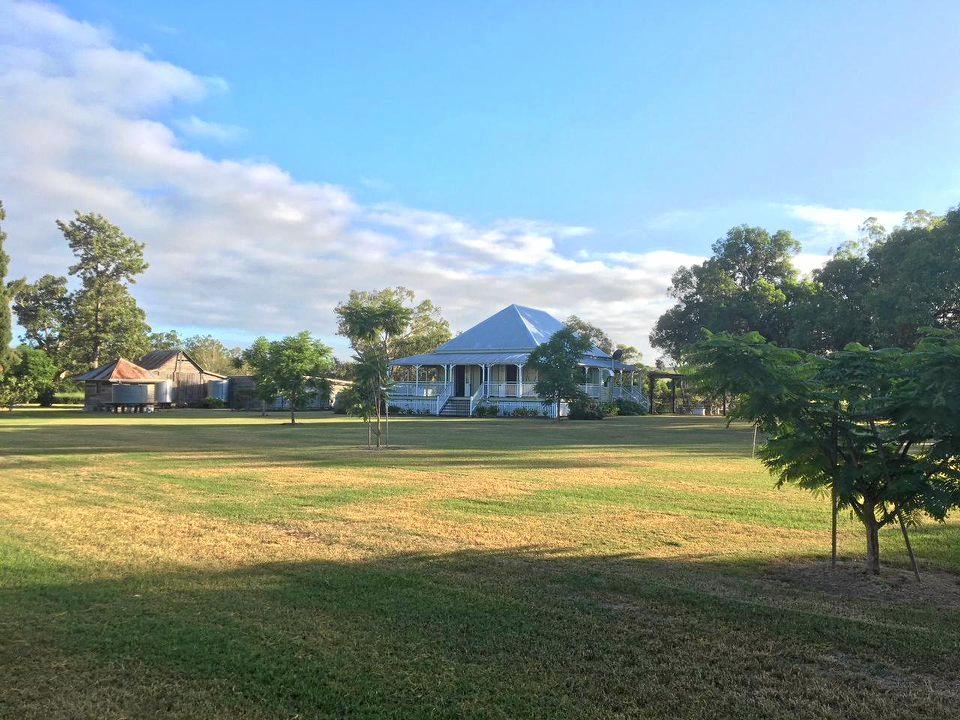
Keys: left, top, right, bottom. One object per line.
{"left": 2, "top": 1, "right": 959, "bottom": 359}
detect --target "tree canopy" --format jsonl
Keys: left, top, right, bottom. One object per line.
{"left": 655, "top": 209, "right": 960, "bottom": 362}
{"left": 242, "top": 332, "right": 333, "bottom": 424}
{"left": 528, "top": 327, "right": 594, "bottom": 420}
{"left": 335, "top": 288, "right": 444, "bottom": 447}
{"left": 57, "top": 212, "right": 150, "bottom": 369}
{"left": 12, "top": 274, "right": 69, "bottom": 361}
{"left": 690, "top": 330, "right": 960, "bottom": 573}
{"left": 651, "top": 225, "right": 801, "bottom": 361}
{"left": 335, "top": 287, "right": 450, "bottom": 361}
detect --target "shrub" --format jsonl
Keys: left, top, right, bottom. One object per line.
{"left": 37, "top": 386, "right": 57, "bottom": 407}
{"left": 615, "top": 398, "right": 647, "bottom": 416}
{"left": 475, "top": 402, "right": 499, "bottom": 417}
{"left": 199, "top": 397, "right": 227, "bottom": 409}
{"left": 53, "top": 390, "right": 83, "bottom": 405}
{"left": 510, "top": 406, "right": 543, "bottom": 418}
{"left": 568, "top": 397, "right": 605, "bottom": 420}
{"left": 333, "top": 389, "right": 352, "bottom": 414}
{"left": 600, "top": 402, "right": 619, "bottom": 417}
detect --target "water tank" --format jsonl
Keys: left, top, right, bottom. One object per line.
{"left": 207, "top": 379, "right": 229, "bottom": 402}
{"left": 112, "top": 383, "right": 149, "bottom": 404}
{"left": 156, "top": 380, "right": 173, "bottom": 404}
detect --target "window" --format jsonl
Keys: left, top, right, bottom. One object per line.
{"left": 505, "top": 365, "right": 518, "bottom": 382}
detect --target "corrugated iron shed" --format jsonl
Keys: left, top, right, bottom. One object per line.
{"left": 74, "top": 358, "right": 163, "bottom": 383}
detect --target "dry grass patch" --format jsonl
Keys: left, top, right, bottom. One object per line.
{"left": 1, "top": 409, "right": 958, "bottom": 719}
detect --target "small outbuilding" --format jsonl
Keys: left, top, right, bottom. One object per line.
{"left": 74, "top": 358, "right": 166, "bottom": 412}
{"left": 137, "top": 349, "right": 227, "bottom": 405}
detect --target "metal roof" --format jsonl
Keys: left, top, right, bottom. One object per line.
{"left": 137, "top": 348, "right": 182, "bottom": 369}
{"left": 73, "top": 358, "right": 163, "bottom": 383}
{"left": 390, "top": 305, "right": 632, "bottom": 369}
{"left": 138, "top": 348, "right": 227, "bottom": 378}
{"left": 391, "top": 350, "right": 634, "bottom": 370}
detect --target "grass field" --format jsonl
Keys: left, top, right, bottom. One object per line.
{"left": 2, "top": 409, "right": 959, "bottom": 719}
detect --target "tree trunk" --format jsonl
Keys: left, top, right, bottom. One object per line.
{"left": 290, "top": 407, "right": 296, "bottom": 425}
{"left": 864, "top": 510, "right": 881, "bottom": 574}
{"left": 555, "top": 397, "right": 560, "bottom": 422}
{"left": 831, "top": 481, "right": 838, "bottom": 568}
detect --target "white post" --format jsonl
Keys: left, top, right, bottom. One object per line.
{"left": 414, "top": 365, "right": 420, "bottom": 396}
{"left": 517, "top": 363, "right": 523, "bottom": 397}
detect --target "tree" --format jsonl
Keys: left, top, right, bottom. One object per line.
{"left": 11, "top": 346, "right": 58, "bottom": 406}
{"left": 0, "top": 374, "right": 31, "bottom": 410}
{"left": 148, "top": 329, "right": 184, "bottom": 351}
{"left": 651, "top": 225, "right": 801, "bottom": 362}
{"left": 336, "top": 289, "right": 420, "bottom": 447}
{"left": 56, "top": 212, "right": 150, "bottom": 369}
{"left": 565, "top": 315, "right": 613, "bottom": 354}
{"left": 690, "top": 331, "right": 960, "bottom": 574}
{"left": 183, "top": 335, "right": 245, "bottom": 375}
{"left": 242, "top": 332, "right": 333, "bottom": 424}
{"left": 528, "top": 327, "right": 593, "bottom": 420}
{"left": 12, "top": 274, "right": 70, "bottom": 362}
{"left": 614, "top": 343, "right": 642, "bottom": 365}
{"left": 868, "top": 208, "right": 959, "bottom": 348}
{"left": 335, "top": 287, "right": 450, "bottom": 361}
{"left": 787, "top": 252, "right": 875, "bottom": 354}
{"left": 0, "top": 201, "right": 12, "bottom": 371}
{"left": 346, "top": 351, "right": 392, "bottom": 449}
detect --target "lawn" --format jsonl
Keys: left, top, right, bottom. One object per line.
{"left": 2, "top": 409, "right": 958, "bottom": 719}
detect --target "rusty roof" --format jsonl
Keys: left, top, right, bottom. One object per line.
{"left": 74, "top": 358, "right": 163, "bottom": 383}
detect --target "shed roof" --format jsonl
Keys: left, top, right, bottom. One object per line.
{"left": 138, "top": 348, "right": 226, "bottom": 378}
{"left": 74, "top": 358, "right": 163, "bottom": 383}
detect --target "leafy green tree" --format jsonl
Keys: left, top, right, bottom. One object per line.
{"left": 565, "top": 315, "right": 613, "bottom": 354}
{"left": 0, "top": 374, "right": 31, "bottom": 410}
{"left": 651, "top": 225, "right": 800, "bottom": 361}
{"left": 346, "top": 351, "right": 392, "bottom": 449}
{"left": 614, "top": 343, "right": 642, "bottom": 365}
{"left": 11, "top": 346, "right": 58, "bottom": 406}
{"left": 336, "top": 287, "right": 450, "bottom": 360}
{"left": 12, "top": 274, "right": 70, "bottom": 362}
{"left": 787, "top": 252, "right": 875, "bottom": 353}
{"left": 0, "top": 201, "right": 12, "bottom": 371}
{"left": 57, "top": 212, "right": 150, "bottom": 369}
{"left": 148, "top": 329, "right": 184, "bottom": 351}
{"left": 242, "top": 332, "right": 333, "bottom": 424}
{"left": 691, "top": 331, "right": 960, "bottom": 574}
{"left": 868, "top": 208, "right": 960, "bottom": 348}
{"left": 528, "top": 327, "right": 593, "bottom": 420}
{"left": 336, "top": 289, "right": 423, "bottom": 446}
{"left": 183, "top": 334, "right": 244, "bottom": 375}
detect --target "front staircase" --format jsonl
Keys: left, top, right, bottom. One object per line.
{"left": 439, "top": 398, "right": 471, "bottom": 416}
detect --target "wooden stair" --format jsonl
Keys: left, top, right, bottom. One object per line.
{"left": 440, "top": 398, "right": 471, "bottom": 416}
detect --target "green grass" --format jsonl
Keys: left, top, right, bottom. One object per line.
{"left": 1, "top": 409, "right": 958, "bottom": 719}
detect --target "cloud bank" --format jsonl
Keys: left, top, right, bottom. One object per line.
{"left": 0, "top": 2, "right": 908, "bottom": 360}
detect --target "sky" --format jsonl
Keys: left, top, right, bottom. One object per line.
{"left": 2, "top": 0, "right": 959, "bottom": 361}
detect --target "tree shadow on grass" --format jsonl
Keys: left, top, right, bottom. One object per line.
{"left": 3, "top": 547, "right": 959, "bottom": 720}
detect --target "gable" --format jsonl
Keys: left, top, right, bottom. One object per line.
{"left": 434, "top": 304, "right": 609, "bottom": 357}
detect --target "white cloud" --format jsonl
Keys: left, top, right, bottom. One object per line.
{"left": 0, "top": 1, "right": 722, "bottom": 362}
{"left": 784, "top": 204, "right": 906, "bottom": 246}
{"left": 792, "top": 252, "right": 831, "bottom": 277}
{"left": 174, "top": 115, "right": 245, "bottom": 143}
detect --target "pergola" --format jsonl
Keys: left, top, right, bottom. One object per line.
{"left": 646, "top": 370, "right": 684, "bottom": 414}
